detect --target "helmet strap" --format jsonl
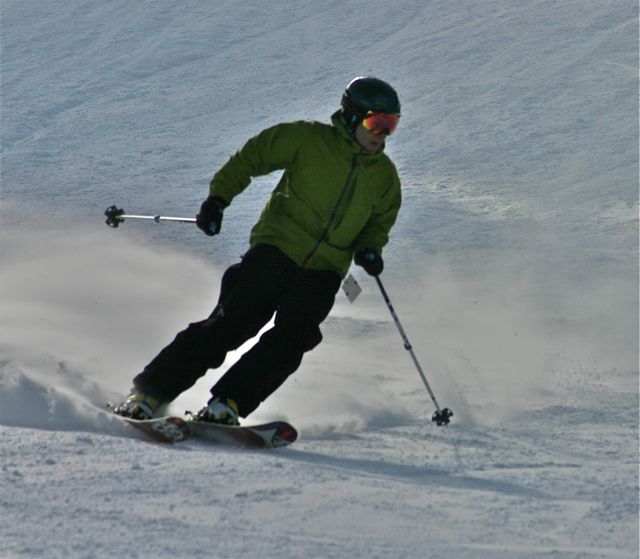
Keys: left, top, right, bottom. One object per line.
{"left": 340, "top": 94, "right": 366, "bottom": 136}
{"left": 341, "top": 110, "right": 360, "bottom": 136}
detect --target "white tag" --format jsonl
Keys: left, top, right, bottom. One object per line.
{"left": 342, "top": 274, "right": 362, "bottom": 303}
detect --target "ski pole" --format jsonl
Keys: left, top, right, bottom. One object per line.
{"left": 375, "top": 275, "right": 453, "bottom": 426}
{"left": 104, "top": 205, "right": 196, "bottom": 228}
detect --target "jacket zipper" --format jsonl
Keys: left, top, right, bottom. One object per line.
{"left": 302, "top": 155, "right": 359, "bottom": 267}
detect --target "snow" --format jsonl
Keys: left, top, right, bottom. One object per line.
{"left": 1, "top": 1, "right": 638, "bottom": 557}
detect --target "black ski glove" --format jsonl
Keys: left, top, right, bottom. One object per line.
{"left": 354, "top": 248, "right": 384, "bottom": 276}
{"left": 196, "top": 196, "right": 226, "bottom": 236}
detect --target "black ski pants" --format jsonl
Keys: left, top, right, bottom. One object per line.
{"left": 133, "top": 244, "right": 341, "bottom": 417}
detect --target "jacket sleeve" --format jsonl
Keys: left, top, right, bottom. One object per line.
{"left": 208, "top": 123, "right": 301, "bottom": 205}
{"left": 353, "top": 170, "right": 401, "bottom": 254}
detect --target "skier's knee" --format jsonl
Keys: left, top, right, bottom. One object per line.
{"left": 217, "top": 263, "right": 242, "bottom": 305}
{"left": 279, "top": 323, "right": 322, "bottom": 353}
{"left": 302, "top": 326, "right": 322, "bottom": 352}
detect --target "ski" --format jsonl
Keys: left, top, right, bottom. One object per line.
{"left": 118, "top": 415, "right": 192, "bottom": 444}
{"left": 189, "top": 420, "right": 297, "bottom": 449}
{"left": 114, "top": 414, "right": 297, "bottom": 448}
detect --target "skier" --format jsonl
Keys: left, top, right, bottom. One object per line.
{"left": 114, "top": 76, "right": 402, "bottom": 425}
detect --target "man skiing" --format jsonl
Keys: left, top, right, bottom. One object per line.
{"left": 114, "top": 76, "right": 402, "bottom": 425}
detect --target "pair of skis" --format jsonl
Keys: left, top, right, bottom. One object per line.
{"left": 117, "top": 415, "right": 297, "bottom": 449}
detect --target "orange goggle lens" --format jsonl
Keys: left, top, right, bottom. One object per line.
{"left": 361, "top": 112, "right": 399, "bottom": 135}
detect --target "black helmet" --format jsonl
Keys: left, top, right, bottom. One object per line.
{"left": 341, "top": 76, "right": 401, "bottom": 133}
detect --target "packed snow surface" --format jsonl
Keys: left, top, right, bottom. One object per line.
{"left": 1, "top": 1, "right": 638, "bottom": 558}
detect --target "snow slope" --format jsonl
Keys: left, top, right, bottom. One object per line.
{"left": 1, "top": 1, "right": 638, "bottom": 558}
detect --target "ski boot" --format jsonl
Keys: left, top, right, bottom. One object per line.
{"left": 192, "top": 396, "right": 240, "bottom": 426}
{"left": 112, "top": 391, "right": 159, "bottom": 420}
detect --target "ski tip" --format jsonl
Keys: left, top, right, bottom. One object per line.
{"left": 271, "top": 423, "right": 297, "bottom": 447}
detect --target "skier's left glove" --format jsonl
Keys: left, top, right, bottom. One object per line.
{"left": 354, "top": 248, "right": 384, "bottom": 276}
{"left": 196, "top": 196, "right": 226, "bottom": 236}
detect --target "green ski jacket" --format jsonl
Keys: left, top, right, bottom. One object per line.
{"left": 209, "top": 111, "right": 401, "bottom": 278}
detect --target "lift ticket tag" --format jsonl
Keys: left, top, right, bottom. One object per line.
{"left": 341, "top": 274, "right": 362, "bottom": 303}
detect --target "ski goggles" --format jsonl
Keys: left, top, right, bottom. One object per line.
{"left": 361, "top": 111, "right": 400, "bottom": 135}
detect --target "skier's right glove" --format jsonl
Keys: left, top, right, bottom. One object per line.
{"left": 196, "top": 196, "right": 226, "bottom": 236}
{"left": 354, "top": 248, "right": 384, "bottom": 276}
